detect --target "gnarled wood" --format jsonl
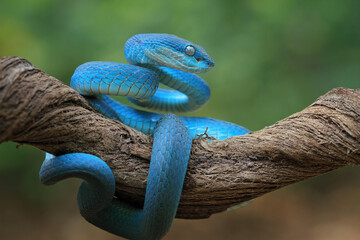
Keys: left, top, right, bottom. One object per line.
{"left": 0, "top": 56, "right": 359, "bottom": 219}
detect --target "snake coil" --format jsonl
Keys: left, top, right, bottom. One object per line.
{"left": 40, "top": 33, "right": 249, "bottom": 240}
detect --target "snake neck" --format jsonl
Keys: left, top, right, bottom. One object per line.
{"left": 127, "top": 64, "right": 211, "bottom": 113}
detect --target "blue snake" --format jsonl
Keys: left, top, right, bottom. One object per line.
{"left": 40, "top": 34, "right": 250, "bottom": 240}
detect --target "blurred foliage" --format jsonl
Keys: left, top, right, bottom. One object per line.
{"left": 0, "top": 0, "right": 359, "bottom": 239}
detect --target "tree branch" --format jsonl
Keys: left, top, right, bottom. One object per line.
{"left": 0, "top": 56, "right": 359, "bottom": 219}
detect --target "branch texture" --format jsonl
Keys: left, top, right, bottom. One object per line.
{"left": 0, "top": 56, "right": 359, "bottom": 219}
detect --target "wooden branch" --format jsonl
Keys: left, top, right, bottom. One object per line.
{"left": 1, "top": 56, "right": 359, "bottom": 219}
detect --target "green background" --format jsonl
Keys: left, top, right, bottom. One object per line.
{"left": 0, "top": 0, "right": 359, "bottom": 239}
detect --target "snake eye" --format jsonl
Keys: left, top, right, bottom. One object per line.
{"left": 185, "top": 45, "right": 196, "bottom": 56}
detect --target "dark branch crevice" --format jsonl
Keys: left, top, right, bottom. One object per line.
{"left": 0, "top": 56, "right": 359, "bottom": 219}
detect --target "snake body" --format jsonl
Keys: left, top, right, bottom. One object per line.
{"left": 40, "top": 34, "right": 250, "bottom": 239}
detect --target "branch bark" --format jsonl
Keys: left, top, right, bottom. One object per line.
{"left": 0, "top": 56, "right": 359, "bottom": 219}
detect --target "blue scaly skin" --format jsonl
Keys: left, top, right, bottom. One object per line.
{"left": 71, "top": 33, "right": 249, "bottom": 139}
{"left": 40, "top": 33, "right": 250, "bottom": 239}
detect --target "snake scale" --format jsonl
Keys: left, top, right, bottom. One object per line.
{"left": 39, "top": 33, "right": 250, "bottom": 240}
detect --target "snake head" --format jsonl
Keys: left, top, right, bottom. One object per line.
{"left": 124, "top": 33, "right": 215, "bottom": 74}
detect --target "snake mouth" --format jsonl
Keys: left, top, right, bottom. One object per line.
{"left": 182, "top": 64, "right": 213, "bottom": 74}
